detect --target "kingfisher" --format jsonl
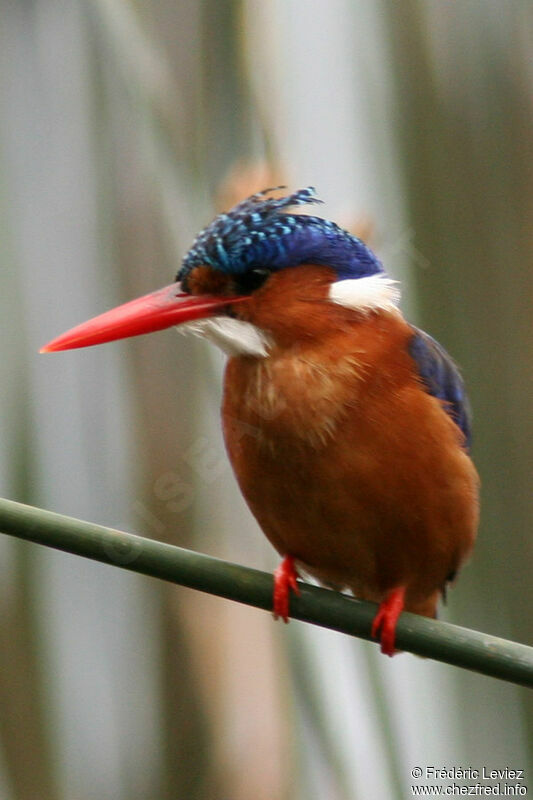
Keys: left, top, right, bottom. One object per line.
{"left": 41, "top": 187, "right": 479, "bottom": 656}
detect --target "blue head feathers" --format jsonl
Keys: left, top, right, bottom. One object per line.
{"left": 178, "top": 187, "right": 383, "bottom": 283}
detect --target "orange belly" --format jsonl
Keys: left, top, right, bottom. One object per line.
{"left": 221, "top": 313, "right": 479, "bottom": 617}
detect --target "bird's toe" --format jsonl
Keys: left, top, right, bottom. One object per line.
{"left": 273, "top": 555, "right": 300, "bottom": 623}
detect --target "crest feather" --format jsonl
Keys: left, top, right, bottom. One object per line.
{"left": 178, "top": 187, "right": 383, "bottom": 282}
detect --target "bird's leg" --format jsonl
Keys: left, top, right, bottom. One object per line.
{"left": 273, "top": 555, "right": 300, "bottom": 623}
{"left": 371, "top": 586, "right": 406, "bottom": 657}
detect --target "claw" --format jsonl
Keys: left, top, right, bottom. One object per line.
{"left": 371, "top": 587, "right": 406, "bottom": 656}
{"left": 273, "top": 555, "right": 300, "bottom": 623}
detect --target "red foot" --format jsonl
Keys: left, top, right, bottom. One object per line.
{"left": 273, "top": 556, "right": 300, "bottom": 623}
{"left": 371, "top": 587, "right": 406, "bottom": 657}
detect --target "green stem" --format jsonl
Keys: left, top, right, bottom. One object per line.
{"left": 0, "top": 497, "right": 531, "bottom": 688}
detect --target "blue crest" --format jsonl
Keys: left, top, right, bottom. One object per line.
{"left": 177, "top": 187, "right": 383, "bottom": 282}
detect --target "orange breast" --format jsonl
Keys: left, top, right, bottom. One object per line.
{"left": 222, "top": 310, "right": 479, "bottom": 617}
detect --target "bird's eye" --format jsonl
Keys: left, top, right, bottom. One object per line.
{"left": 235, "top": 268, "right": 272, "bottom": 294}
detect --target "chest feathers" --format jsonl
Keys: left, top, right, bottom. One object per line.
{"left": 221, "top": 300, "right": 419, "bottom": 453}
{"left": 223, "top": 348, "right": 365, "bottom": 450}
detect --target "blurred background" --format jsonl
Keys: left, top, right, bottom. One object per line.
{"left": 0, "top": 1, "right": 532, "bottom": 798}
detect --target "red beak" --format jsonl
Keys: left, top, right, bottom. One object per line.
{"left": 40, "top": 282, "right": 248, "bottom": 353}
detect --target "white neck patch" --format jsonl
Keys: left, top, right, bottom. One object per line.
{"left": 181, "top": 316, "right": 272, "bottom": 358}
{"left": 329, "top": 274, "right": 400, "bottom": 314}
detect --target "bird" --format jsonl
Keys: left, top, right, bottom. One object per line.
{"left": 41, "top": 187, "right": 479, "bottom": 656}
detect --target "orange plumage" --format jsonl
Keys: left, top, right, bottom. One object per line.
{"left": 222, "top": 265, "right": 479, "bottom": 635}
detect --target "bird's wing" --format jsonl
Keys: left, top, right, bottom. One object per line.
{"left": 408, "top": 327, "right": 472, "bottom": 451}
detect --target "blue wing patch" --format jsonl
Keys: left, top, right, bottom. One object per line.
{"left": 408, "top": 327, "right": 472, "bottom": 451}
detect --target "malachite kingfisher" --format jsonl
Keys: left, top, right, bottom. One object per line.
{"left": 41, "top": 187, "right": 479, "bottom": 656}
